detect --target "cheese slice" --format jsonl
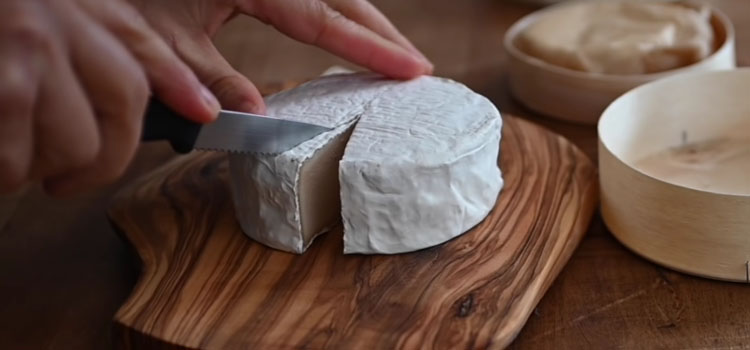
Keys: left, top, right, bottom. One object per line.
{"left": 229, "top": 73, "right": 503, "bottom": 254}
{"left": 516, "top": 2, "right": 714, "bottom": 74}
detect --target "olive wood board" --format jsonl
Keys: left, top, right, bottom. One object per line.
{"left": 108, "top": 114, "right": 598, "bottom": 349}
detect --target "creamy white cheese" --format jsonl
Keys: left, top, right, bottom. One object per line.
{"left": 517, "top": 2, "right": 714, "bottom": 74}
{"left": 229, "top": 73, "right": 503, "bottom": 254}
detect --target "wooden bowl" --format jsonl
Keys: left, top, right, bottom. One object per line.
{"left": 598, "top": 68, "right": 750, "bottom": 282}
{"left": 504, "top": 2, "right": 736, "bottom": 125}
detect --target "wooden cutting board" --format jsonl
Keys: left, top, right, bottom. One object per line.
{"left": 108, "top": 114, "right": 597, "bottom": 350}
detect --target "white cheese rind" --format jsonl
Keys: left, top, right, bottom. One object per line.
{"left": 229, "top": 123, "right": 353, "bottom": 253}
{"left": 228, "top": 74, "right": 393, "bottom": 253}
{"left": 340, "top": 77, "right": 503, "bottom": 254}
{"left": 229, "top": 73, "right": 503, "bottom": 254}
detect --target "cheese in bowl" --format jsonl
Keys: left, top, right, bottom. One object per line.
{"left": 503, "top": 1, "right": 735, "bottom": 124}
{"left": 516, "top": 2, "right": 713, "bottom": 75}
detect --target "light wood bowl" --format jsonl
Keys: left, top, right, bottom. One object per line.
{"left": 504, "top": 1, "right": 736, "bottom": 124}
{"left": 599, "top": 68, "right": 750, "bottom": 283}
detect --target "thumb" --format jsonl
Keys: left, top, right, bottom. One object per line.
{"left": 173, "top": 33, "right": 265, "bottom": 114}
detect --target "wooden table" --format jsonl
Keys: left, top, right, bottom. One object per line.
{"left": 1, "top": 0, "right": 749, "bottom": 348}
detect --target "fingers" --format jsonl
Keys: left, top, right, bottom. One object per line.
{"left": 323, "top": 0, "right": 431, "bottom": 68}
{"left": 31, "top": 48, "right": 100, "bottom": 194}
{"left": 77, "top": 0, "right": 220, "bottom": 123}
{"left": 43, "top": 2, "right": 150, "bottom": 195}
{"left": 0, "top": 2, "right": 100, "bottom": 195}
{"left": 44, "top": 0, "right": 228, "bottom": 195}
{"left": 131, "top": 0, "right": 264, "bottom": 113}
{"left": 0, "top": 35, "right": 40, "bottom": 193}
{"left": 130, "top": 0, "right": 265, "bottom": 113}
{"left": 1, "top": 0, "right": 221, "bottom": 196}
{"left": 242, "top": 0, "right": 431, "bottom": 79}
{"left": 168, "top": 33, "right": 265, "bottom": 114}
{"left": 132, "top": 0, "right": 266, "bottom": 114}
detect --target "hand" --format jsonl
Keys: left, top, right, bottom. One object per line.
{"left": 129, "top": 0, "right": 433, "bottom": 114}
{"left": 0, "top": 0, "right": 220, "bottom": 196}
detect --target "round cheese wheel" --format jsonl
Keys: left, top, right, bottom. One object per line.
{"left": 229, "top": 73, "right": 503, "bottom": 254}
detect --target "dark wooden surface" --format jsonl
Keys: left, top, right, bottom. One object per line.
{"left": 1, "top": 0, "right": 749, "bottom": 349}
{"left": 108, "top": 115, "right": 596, "bottom": 350}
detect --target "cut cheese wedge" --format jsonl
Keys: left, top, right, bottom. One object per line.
{"left": 229, "top": 73, "right": 503, "bottom": 254}
{"left": 516, "top": 2, "right": 714, "bottom": 75}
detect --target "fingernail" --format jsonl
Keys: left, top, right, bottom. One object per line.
{"left": 421, "top": 57, "right": 434, "bottom": 74}
{"left": 200, "top": 86, "right": 221, "bottom": 116}
{"left": 238, "top": 100, "right": 266, "bottom": 115}
{"left": 403, "top": 44, "right": 432, "bottom": 68}
{"left": 415, "top": 50, "right": 432, "bottom": 65}
{"left": 402, "top": 45, "right": 433, "bottom": 74}
{"left": 410, "top": 53, "right": 433, "bottom": 75}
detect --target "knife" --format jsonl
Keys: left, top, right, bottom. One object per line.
{"left": 141, "top": 99, "right": 332, "bottom": 154}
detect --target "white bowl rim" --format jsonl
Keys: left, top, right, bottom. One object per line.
{"left": 597, "top": 68, "right": 750, "bottom": 199}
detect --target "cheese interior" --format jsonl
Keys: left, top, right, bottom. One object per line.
{"left": 298, "top": 126, "right": 354, "bottom": 240}
{"left": 516, "top": 2, "right": 714, "bottom": 74}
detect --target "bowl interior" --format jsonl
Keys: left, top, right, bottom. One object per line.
{"left": 504, "top": 1, "right": 732, "bottom": 82}
{"left": 599, "top": 69, "right": 750, "bottom": 196}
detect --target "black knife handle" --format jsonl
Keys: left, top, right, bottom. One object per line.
{"left": 142, "top": 98, "right": 202, "bottom": 154}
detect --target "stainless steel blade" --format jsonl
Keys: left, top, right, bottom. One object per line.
{"left": 194, "top": 111, "right": 332, "bottom": 154}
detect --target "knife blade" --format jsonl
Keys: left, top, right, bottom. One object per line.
{"left": 141, "top": 99, "right": 332, "bottom": 154}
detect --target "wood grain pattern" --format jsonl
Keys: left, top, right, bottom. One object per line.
{"left": 599, "top": 69, "right": 750, "bottom": 282}
{"left": 107, "top": 115, "right": 597, "bottom": 349}
{"left": 5, "top": 1, "right": 750, "bottom": 349}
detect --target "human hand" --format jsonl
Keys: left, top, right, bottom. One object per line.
{"left": 0, "top": 0, "right": 220, "bottom": 196}
{"left": 129, "top": 0, "right": 433, "bottom": 114}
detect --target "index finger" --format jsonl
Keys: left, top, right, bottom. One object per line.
{"left": 323, "top": 0, "right": 431, "bottom": 66}
{"left": 78, "top": 0, "right": 220, "bottom": 124}
{"left": 241, "top": 0, "right": 431, "bottom": 79}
